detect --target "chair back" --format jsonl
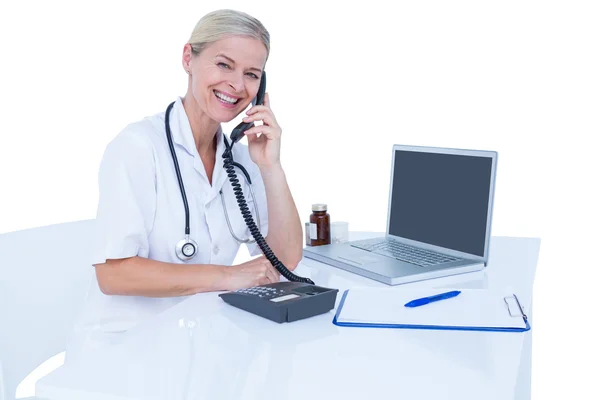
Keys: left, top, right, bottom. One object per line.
{"left": 0, "top": 220, "right": 95, "bottom": 399}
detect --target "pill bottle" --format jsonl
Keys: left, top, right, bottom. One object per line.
{"left": 309, "top": 204, "right": 331, "bottom": 246}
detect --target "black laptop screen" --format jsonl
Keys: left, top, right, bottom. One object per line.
{"left": 388, "top": 149, "right": 493, "bottom": 257}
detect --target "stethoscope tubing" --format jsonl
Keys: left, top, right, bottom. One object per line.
{"left": 165, "top": 101, "right": 259, "bottom": 261}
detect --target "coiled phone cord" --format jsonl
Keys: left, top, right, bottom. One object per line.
{"left": 222, "top": 137, "right": 314, "bottom": 285}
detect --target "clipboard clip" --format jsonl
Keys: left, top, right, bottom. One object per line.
{"left": 504, "top": 294, "right": 528, "bottom": 322}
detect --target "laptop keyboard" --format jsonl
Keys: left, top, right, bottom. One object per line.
{"left": 351, "top": 240, "right": 459, "bottom": 267}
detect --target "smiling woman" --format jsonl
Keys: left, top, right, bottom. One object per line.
{"left": 66, "top": 9, "right": 304, "bottom": 362}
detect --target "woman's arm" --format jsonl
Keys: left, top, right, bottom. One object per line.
{"left": 260, "top": 163, "right": 303, "bottom": 270}
{"left": 95, "top": 257, "right": 227, "bottom": 297}
{"left": 95, "top": 254, "right": 284, "bottom": 297}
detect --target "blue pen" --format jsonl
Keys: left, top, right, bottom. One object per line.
{"left": 404, "top": 290, "right": 461, "bottom": 308}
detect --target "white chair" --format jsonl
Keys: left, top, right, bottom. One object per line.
{"left": 0, "top": 220, "right": 95, "bottom": 400}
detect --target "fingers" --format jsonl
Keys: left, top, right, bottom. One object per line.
{"left": 258, "top": 258, "right": 280, "bottom": 284}
{"left": 266, "top": 264, "right": 281, "bottom": 283}
{"left": 245, "top": 132, "right": 265, "bottom": 145}
{"left": 231, "top": 256, "right": 282, "bottom": 289}
{"left": 245, "top": 105, "right": 269, "bottom": 115}
{"left": 257, "top": 258, "right": 276, "bottom": 284}
{"left": 256, "top": 271, "right": 276, "bottom": 285}
{"left": 244, "top": 125, "right": 279, "bottom": 141}
{"left": 242, "top": 111, "right": 277, "bottom": 127}
{"left": 258, "top": 276, "right": 271, "bottom": 286}
{"left": 245, "top": 95, "right": 271, "bottom": 115}
{"left": 265, "top": 269, "right": 278, "bottom": 284}
{"left": 242, "top": 108, "right": 281, "bottom": 141}
{"left": 242, "top": 256, "right": 281, "bottom": 285}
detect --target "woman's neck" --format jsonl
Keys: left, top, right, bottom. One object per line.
{"left": 181, "top": 95, "right": 220, "bottom": 157}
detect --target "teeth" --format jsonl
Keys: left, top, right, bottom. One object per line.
{"left": 214, "top": 91, "right": 238, "bottom": 104}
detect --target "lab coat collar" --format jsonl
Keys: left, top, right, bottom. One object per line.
{"left": 170, "top": 97, "right": 228, "bottom": 191}
{"left": 170, "top": 97, "right": 202, "bottom": 158}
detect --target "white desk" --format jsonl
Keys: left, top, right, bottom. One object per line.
{"left": 36, "top": 233, "right": 540, "bottom": 400}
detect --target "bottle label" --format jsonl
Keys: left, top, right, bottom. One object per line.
{"left": 310, "top": 223, "right": 317, "bottom": 240}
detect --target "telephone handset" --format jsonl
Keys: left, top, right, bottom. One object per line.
{"left": 220, "top": 72, "right": 339, "bottom": 322}
{"left": 229, "top": 71, "right": 267, "bottom": 144}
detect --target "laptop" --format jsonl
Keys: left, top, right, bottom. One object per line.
{"left": 302, "top": 144, "right": 498, "bottom": 285}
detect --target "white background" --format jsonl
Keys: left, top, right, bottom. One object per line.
{"left": 1, "top": 0, "right": 598, "bottom": 398}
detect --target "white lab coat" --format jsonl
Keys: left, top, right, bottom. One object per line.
{"left": 68, "top": 97, "right": 268, "bottom": 352}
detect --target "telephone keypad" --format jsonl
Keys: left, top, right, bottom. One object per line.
{"left": 235, "top": 286, "right": 285, "bottom": 299}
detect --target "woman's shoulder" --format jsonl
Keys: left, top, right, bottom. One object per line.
{"left": 107, "top": 110, "right": 166, "bottom": 155}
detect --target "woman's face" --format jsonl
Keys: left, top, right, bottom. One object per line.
{"left": 184, "top": 35, "right": 267, "bottom": 123}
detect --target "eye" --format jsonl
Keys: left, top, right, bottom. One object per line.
{"left": 246, "top": 72, "right": 259, "bottom": 79}
{"left": 217, "top": 62, "right": 231, "bottom": 69}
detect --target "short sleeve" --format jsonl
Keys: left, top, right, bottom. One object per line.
{"left": 245, "top": 162, "right": 269, "bottom": 257}
{"left": 91, "top": 128, "right": 157, "bottom": 265}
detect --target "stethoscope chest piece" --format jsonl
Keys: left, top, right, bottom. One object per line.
{"left": 176, "top": 235, "right": 198, "bottom": 261}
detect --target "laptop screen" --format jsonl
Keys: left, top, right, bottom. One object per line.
{"left": 388, "top": 149, "right": 493, "bottom": 257}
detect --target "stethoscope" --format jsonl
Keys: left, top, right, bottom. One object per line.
{"left": 165, "top": 101, "right": 261, "bottom": 261}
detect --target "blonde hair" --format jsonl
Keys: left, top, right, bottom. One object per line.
{"left": 188, "top": 9, "right": 270, "bottom": 60}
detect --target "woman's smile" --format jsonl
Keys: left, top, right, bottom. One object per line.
{"left": 213, "top": 90, "right": 240, "bottom": 109}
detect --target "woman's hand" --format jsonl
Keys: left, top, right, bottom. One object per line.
{"left": 242, "top": 93, "right": 282, "bottom": 169}
{"left": 224, "top": 255, "right": 281, "bottom": 291}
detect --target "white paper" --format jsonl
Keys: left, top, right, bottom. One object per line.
{"left": 336, "top": 287, "right": 527, "bottom": 329}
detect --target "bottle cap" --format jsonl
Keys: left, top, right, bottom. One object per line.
{"left": 312, "top": 203, "right": 327, "bottom": 212}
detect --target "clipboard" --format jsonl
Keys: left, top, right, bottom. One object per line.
{"left": 332, "top": 287, "right": 531, "bottom": 333}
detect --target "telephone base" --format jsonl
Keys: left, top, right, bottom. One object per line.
{"left": 219, "top": 281, "right": 339, "bottom": 323}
